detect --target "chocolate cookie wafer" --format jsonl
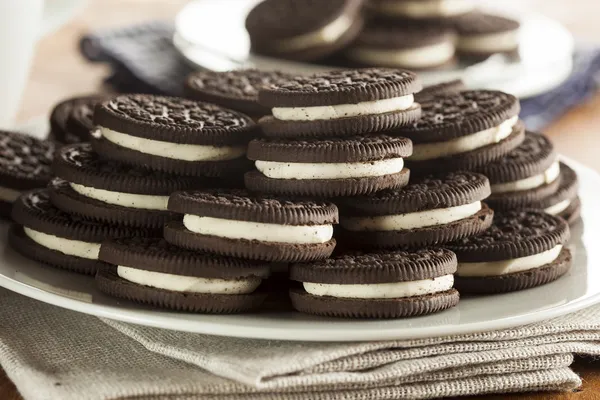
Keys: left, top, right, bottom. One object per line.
{"left": 415, "top": 79, "right": 466, "bottom": 103}
{"left": 50, "top": 143, "right": 218, "bottom": 228}
{"left": 447, "top": 210, "right": 571, "bottom": 294}
{"left": 245, "top": 0, "right": 364, "bottom": 61}
{"left": 478, "top": 131, "right": 560, "bottom": 211}
{"left": 258, "top": 68, "right": 422, "bottom": 139}
{"left": 245, "top": 135, "right": 412, "bottom": 197}
{"left": 92, "top": 95, "right": 257, "bottom": 177}
{"left": 290, "top": 248, "right": 460, "bottom": 318}
{"left": 531, "top": 162, "right": 580, "bottom": 225}
{"left": 337, "top": 171, "right": 493, "bottom": 249}
{"left": 394, "top": 90, "right": 524, "bottom": 175}
{"left": 454, "top": 12, "right": 521, "bottom": 59}
{"left": 368, "top": 0, "right": 475, "bottom": 20}
{"left": 0, "top": 130, "right": 55, "bottom": 218}
{"left": 96, "top": 237, "right": 270, "bottom": 313}
{"left": 184, "top": 69, "right": 293, "bottom": 120}
{"left": 165, "top": 189, "right": 338, "bottom": 262}
{"left": 345, "top": 23, "right": 457, "bottom": 70}
{"left": 9, "top": 189, "right": 157, "bottom": 275}
{"left": 49, "top": 94, "right": 106, "bottom": 143}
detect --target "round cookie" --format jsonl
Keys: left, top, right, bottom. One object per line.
{"left": 394, "top": 90, "right": 525, "bottom": 175}
{"left": 96, "top": 237, "right": 270, "bottom": 313}
{"left": 184, "top": 69, "right": 293, "bottom": 120}
{"left": 49, "top": 94, "right": 106, "bottom": 143}
{"left": 446, "top": 210, "right": 571, "bottom": 294}
{"left": 9, "top": 189, "right": 157, "bottom": 275}
{"left": 258, "top": 68, "right": 422, "bottom": 139}
{"left": 454, "top": 12, "right": 521, "bottom": 59}
{"left": 164, "top": 189, "right": 338, "bottom": 262}
{"left": 529, "top": 162, "right": 580, "bottom": 225}
{"left": 245, "top": 135, "right": 412, "bottom": 197}
{"left": 478, "top": 131, "right": 560, "bottom": 211}
{"left": 367, "top": 0, "right": 476, "bottom": 20}
{"left": 345, "top": 23, "right": 457, "bottom": 70}
{"left": 92, "top": 95, "right": 257, "bottom": 177}
{"left": 415, "top": 79, "right": 466, "bottom": 103}
{"left": 245, "top": 0, "right": 364, "bottom": 61}
{"left": 337, "top": 171, "right": 493, "bottom": 249}
{"left": 0, "top": 130, "right": 55, "bottom": 218}
{"left": 289, "top": 248, "right": 460, "bottom": 318}
{"left": 50, "top": 143, "right": 219, "bottom": 228}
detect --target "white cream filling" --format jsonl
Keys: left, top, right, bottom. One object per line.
{"left": 255, "top": 158, "right": 404, "bottom": 180}
{"left": 0, "top": 186, "right": 21, "bottom": 202}
{"left": 303, "top": 274, "right": 454, "bottom": 299}
{"left": 182, "top": 214, "right": 333, "bottom": 244}
{"left": 70, "top": 183, "right": 169, "bottom": 211}
{"left": 272, "top": 14, "right": 354, "bottom": 52}
{"left": 117, "top": 265, "right": 262, "bottom": 294}
{"left": 23, "top": 227, "right": 100, "bottom": 260}
{"left": 410, "top": 115, "right": 518, "bottom": 161}
{"left": 347, "top": 42, "right": 456, "bottom": 69}
{"left": 100, "top": 126, "right": 246, "bottom": 162}
{"left": 375, "top": 0, "right": 475, "bottom": 17}
{"left": 491, "top": 162, "right": 561, "bottom": 194}
{"left": 457, "top": 245, "right": 563, "bottom": 277}
{"left": 458, "top": 30, "right": 520, "bottom": 53}
{"left": 271, "top": 95, "right": 414, "bottom": 121}
{"left": 341, "top": 201, "right": 481, "bottom": 231}
{"left": 544, "top": 199, "right": 572, "bottom": 215}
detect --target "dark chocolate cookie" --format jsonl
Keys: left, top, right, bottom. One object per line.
{"left": 337, "top": 171, "right": 493, "bottom": 248}
{"left": 49, "top": 94, "right": 106, "bottom": 143}
{"left": 245, "top": 0, "right": 364, "bottom": 61}
{"left": 50, "top": 143, "right": 217, "bottom": 228}
{"left": 92, "top": 95, "right": 258, "bottom": 177}
{"left": 258, "top": 68, "right": 422, "bottom": 138}
{"left": 368, "top": 0, "right": 475, "bottom": 20}
{"left": 415, "top": 79, "right": 467, "bottom": 103}
{"left": 479, "top": 132, "right": 560, "bottom": 211}
{"left": 184, "top": 69, "right": 293, "bottom": 118}
{"left": 527, "top": 162, "right": 580, "bottom": 224}
{"left": 454, "top": 12, "right": 521, "bottom": 59}
{"left": 0, "top": 130, "right": 55, "bottom": 218}
{"left": 246, "top": 135, "right": 412, "bottom": 197}
{"left": 165, "top": 189, "right": 338, "bottom": 262}
{"left": 289, "top": 248, "right": 460, "bottom": 318}
{"left": 96, "top": 237, "right": 269, "bottom": 313}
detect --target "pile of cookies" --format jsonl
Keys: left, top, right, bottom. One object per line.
{"left": 245, "top": 0, "right": 521, "bottom": 69}
{"left": 0, "top": 66, "right": 579, "bottom": 319}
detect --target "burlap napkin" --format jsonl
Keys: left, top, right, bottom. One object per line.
{"left": 2, "top": 287, "right": 600, "bottom": 400}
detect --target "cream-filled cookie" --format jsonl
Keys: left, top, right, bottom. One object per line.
{"left": 368, "top": 0, "right": 475, "bottom": 19}
{"left": 454, "top": 12, "right": 521, "bottom": 59}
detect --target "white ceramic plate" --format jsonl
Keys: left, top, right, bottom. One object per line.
{"left": 173, "top": 0, "right": 574, "bottom": 99}
{"left": 0, "top": 150, "right": 597, "bottom": 341}
{"left": 39, "top": 0, "right": 87, "bottom": 39}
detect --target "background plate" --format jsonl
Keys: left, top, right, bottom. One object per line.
{"left": 173, "top": 0, "right": 574, "bottom": 99}
{"left": 0, "top": 152, "right": 597, "bottom": 341}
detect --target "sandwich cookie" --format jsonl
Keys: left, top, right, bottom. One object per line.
{"left": 345, "top": 24, "right": 457, "bottom": 70}
{"left": 395, "top": 90, "right": 525, "bottom": 175}
{"left": 337, "top": 171, "right": 493, "bottom": 249}
{"left": 92, "top": 95, "right": 257, "bottom": 177}
{"left": 477, "top": 131, "right": 560, "bottom": 211}
{"left": 164, "top": 189, "right": 338, "bottom": 262}
{"left": 529, "top": 162, "right": 580, "bottom": 225}
{"left": 414, "top": 79, "right": 466, "bottom": 103}
{"left": 258, "top": 68, "right": 422, "bottom": 139}
{"left": 367, "top": 0, "right": 475, "bottom": 20}
{"left": 96, "top": 237, "right": 270, "bottom": 313}
{"left": 447, "top": 210, "right": 571, "bottom": 294}
{"left": 245, "top": 0, "right": 364, "bottom": 61}
{"left": 184, "top": 69, "right": 293, "bottom": 120}
{"left": 50, "top": 143, "right": 215, "bottom": 228}
{"left": 245, "top": 135, "right": 412, "bottom": 197}
{"left": 49, "top": 94, "right": 106, "bottom": 143}
{"left": 454, "top": 13, "right": 521, "bottom": 59}
{"left": 0, "top": 130, "right": 55, "bottom": 218}
{"left": 9, "top": 190, "right": 156, "bottom": 275}
{"left": 289, "top": 248, "right": 460, "bottom": 318}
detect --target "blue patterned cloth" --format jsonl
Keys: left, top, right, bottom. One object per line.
{"left": 80, "top": 21, "right": 600, "bottom": 130}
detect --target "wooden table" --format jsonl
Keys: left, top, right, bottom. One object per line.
{"left": 4, "top": 0, "right": 600, "bottom": 398}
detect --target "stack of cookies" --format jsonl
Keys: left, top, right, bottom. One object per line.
{"left": 244, "top": 0, "right": 521, "bottom": 69}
